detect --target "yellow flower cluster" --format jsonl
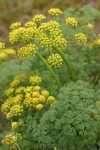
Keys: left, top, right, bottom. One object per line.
{"left": 9, "top": 27, "right": 25, "bottom": 44}
{"left": 32, "top": 14, "right": 46, "bottom": 22}
{"left": 11, "top": 122, "right": 18, "bottom": 129}
{"left": 75, "top": 33, "right": 87, "bottom": 44}
{"left": 66, "top": 17, "right": 78, "bottom": 27}
{"left": 11, "top": 121, "right": 22, "bottom": 129}
{"left": 90, "top": 39, "right": 100, "bottom": 49}
{"left": 5, "top": 49, "right": 16, "bottom": 56}
{"left": 10, "top": 77, "right": 20, "bottom": 88}
{"left": 48, "top": 8, "right": 63, "bottom": 16}
{"left": 10, "top": 22, "right": 21, "bottom": 30}
{"left": 0, "top": 49, "right": 16, "bottom": 62}
{"left": 1, "top": 75, "right": 57, "bottom": 119}
{"left": 24, "top": 21, "right": 37, "bottom": 28}
{"left": 48, "top": 54, "right": 63, "bottom": 68}
{"left": 86, "top": 23, "right": 94, "bottom": 30}
{"left": 29, "top": 76, "right": 42, "bottom": 85}
{"left": 18, "top": 44, "right": 37, "bottom": 59}
{"left": 0, "top": 42, "right": 5, "bottom": 50}
{"left": 2, "top": 133, "right": 21, "bottom": 149}
{"left": 6, "top": 104, "right": 23, "bottom": 119}
{"left": 0, "top": 52, "right": 7, "bottom": 61}
{"left": 37, "top": 21, "right": 67, "bottom": 50}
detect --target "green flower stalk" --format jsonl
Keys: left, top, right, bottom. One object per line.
{"left": 36, "top": 51, "right": 62, "bottom": 88}
{"left": 53, "top": 46, "right": 74, "bottom": 81}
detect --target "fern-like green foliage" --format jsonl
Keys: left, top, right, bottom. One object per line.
{"left": 14, "top": 81, "right": 99, "bottom": 150}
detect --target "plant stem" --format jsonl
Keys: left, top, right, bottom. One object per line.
{"left": 36, "top": 51, "right": 62, "bottom": 88}
{"left": 53, "top": 46, "right": 74, "bottom": 81}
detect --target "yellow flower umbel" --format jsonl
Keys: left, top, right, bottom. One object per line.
{"left": 24, "top": 21, "right": 37, "bottom": 28}
{"left": 32, "top": 14, "right": 46, "bottom": 22}
{"left": 0, "top": 52, "right": 8, "bottom": 61}
{"left": 66, "top": 17, "right": 78, "bottom": 27}
{"left": 18, "top": 44, "right": 37, "bottom": 59}
{"left": 75, "top": 33, "right": 87, "bottom": 44}
{"left": 2, "top": 133, "right": 21, "bottom": 149}
{"left": 11, "top": 122, "right": 18, "bottom": 129}
{"left": 29, "top": 76, "right": 42, "bottom": 85}
{"left": 10, "top": 22, "right": 21, "bottom": 30}
{"left": 0, "top": 42, "right": 5, "bottom": 50}
{"left": 86, "top": 23, "right": 94, "bottom": 30}
{"left": 48, "top": 54, "right": 63, "bottom": 68}
{"left": 36, "top": 104, "right": 43, "bottom": 111}
{"left": 37, "top": 20, "right": 67, "bottom": 50}
{"left": 48, "top": 8, "right": 62, "bottom": 16}
{"left": 4, "top": 49, "right": 16, "bottom": 56}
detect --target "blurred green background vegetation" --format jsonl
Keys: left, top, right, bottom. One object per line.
{"left": 0, "top": 0, "right": 100, "bottom": 42}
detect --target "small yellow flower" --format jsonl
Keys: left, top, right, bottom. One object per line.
{"left": 29, "top": 76, "right": 42, "bottom": 85}
{"left": 0, "top": 52, "right": 7, "bottom": 61}
{"left": 11, "top": 122, "right": 18, "bottom": 129}
{"left": 66, "top": 17, "right": 78, "bottom": 27}
{"left": 4, "top": 49, "right": 16, "bottom": 56}
{"left": 10, "top": 22, "right": 21, "bottom": 30}
{"left": 32, "top": 98, "right": 39, "bottom": 105}
{"left": 18, "top": 44, "right": 37, "bottom": 59}
{"left": 86, "top": 23, "right": 94, "bottom": 30}
{"left": 33, "top": 86, "right": 41, "bottom": 91}
{"left": 32, "top": 91, "right": 40, "bottom": 98}
{"left": 41, "top": 90, "right": 49, "bottom": 97}
{"left": 48, "top": 54, "right": 63, "bottom": 68}
{"left": 0, "top": 42, "right": 5, "bottom": 50}
{"left": 36, "top": 104, "right": 43, "bottom": 111}
{"left": 48, "top": 8, "right": 62, "bottom": 16}
{"left": 38, "top": 95, "right": 46, "bottom": 103}
{"left": 32, "top": 14, "right": 46, "bottom": 22}
{"left": 75, "top": 33, "right": 87, "bottom": 44}
{"left": 96, "top": 39, "right": 100, "bottom": 45}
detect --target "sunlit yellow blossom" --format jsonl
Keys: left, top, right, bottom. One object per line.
{"left": 86, "top": 23, "right": 94, "bottom": 30}
{"left": 36, "top": 104, "right": 43, "bottom": 111}
{"left": 38, "top": 95, "right": 46, "bottom": 103}
{"left": 6, "top": 105, "right": 23, "bottom": 119}
{"left": 0, "top": 52, "right": 7, "bottom": 61}
{"left": 41, "top": 90, "right": 49, "bottom": 97}
{"left": 96, "top": 39, "right": 100, "bottom": 45}
{"left": 32, "top": 14, "right": 46, "bottom": 22}
{"left": 33, "top": 86, "right": 41, "bottom": 91}
{"left": 18, "top": 44, "right": 37, "bottom": 59}
{"left": 66, "top": 17, "right": 78, "bottom": 27}
{"left": 75, "top": 33, "right": 87, "bottom": 44}
{"left": 48, "top": 8, "right": 62, "bottom": 16}
{"left": 15, "top": 87, "right": 25, "bottom": 94}
{"left": 32, "top": 91, "right": 40, "bottom": 97}
{"left": 48, "top": 53, "right": 63, "bottom": 68}
{"left": 0, "top": 42, "right": 5, "bottom": 50}
{"left": 2, "top": 133, "right": 21, "bottom": 149}
{"left": 32, "top": 98, "right": 39, "bottom": 105}
{"left": 5, "top": 88, "right": 14, "bottom": 96}
{"left": 24, "top": 86, "right": 33, "bottom": 93}
{"left": 37, "top": 20, "right": 67, "bottom": 50}
{"left": 24, "top": 21, "right": 37, "bottom": 28}
{"left": 10, "top": 22, "right": 21, "bottom": 30}
{"left": 47, "top": 96, "right": 56, "bottom": 103}
{"left": 4, "top": 49, "right": 16, "bottom": 56}
{"left": 24, "top": 97, "right": 33, "bottom": 107}
{"left": 9, "top": 27, "right": 25, "bottom": 44}
{"left": 11, "top": 122, "right": 18, "bottom": 129}
{"left": 10, "top": 78, "right": 20, "bottom": 87}
{"left": 29, "top": 76, "right": 42, "bottom": 85}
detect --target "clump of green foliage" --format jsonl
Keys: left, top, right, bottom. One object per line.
{"left": 5, "top": 81, "right": 99, "bottom": 150}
